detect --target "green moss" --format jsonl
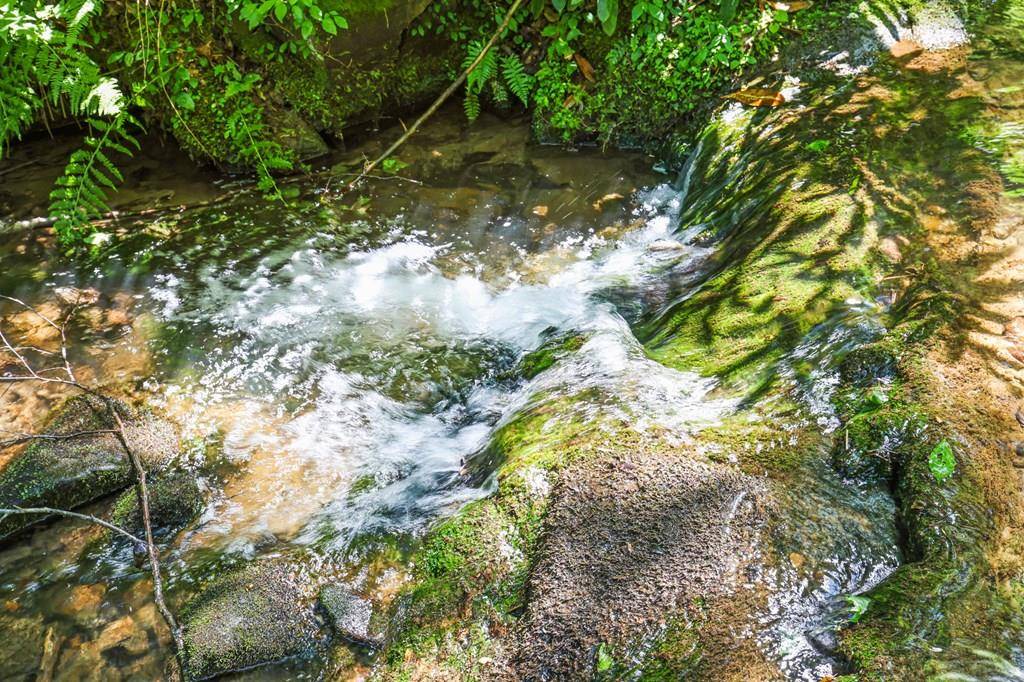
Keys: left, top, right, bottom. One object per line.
{"left": 644, "top": 181, "right": 875, "bottom": 389}
{"left": 109, "top": 469, "right": 204, "bottom": 538}
{"left": 632, "top": 617, "right": 704, "bottom": 680}
{"left": 698, "top": 398, "right": 821, "bottom": 475}
{"left": 182, "top": 560, "right": 318, "bottom": 679}
{"left": 518, "top": 331, "right": 587, "bottom": 380}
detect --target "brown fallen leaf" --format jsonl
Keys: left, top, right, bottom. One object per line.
{"left": 574, "top": 53, "right": 596, "bottom": 82}
{"left": 592, "top": 192, "right": 624, "bottom": 211}
{"left": 770, "top": 0, "right": 811, "bottom": 10}
{"left": 563, "top": 94, "right": 578, "bottom": 108}
{"left": 1004, "top": 316, "right": 1024, "bottom": 339}
{"left": 725, "top": 87, "right": 786, "bottom": 107}
{"left": 532, "top": 205, "right": 549, "bottom": 217}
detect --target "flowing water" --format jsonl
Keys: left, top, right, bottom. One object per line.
{"left": 1, "top": 1, "right": 1021, "bottom": 673}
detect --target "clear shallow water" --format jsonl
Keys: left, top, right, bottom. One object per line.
{"left": 1, "top": 120, "right": 764, "bottom": 678}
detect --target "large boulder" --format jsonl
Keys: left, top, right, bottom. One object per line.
{"left": 0, "top": 395, "right": 179, "bottom": 542}
{"left": 182, "top": 560, "right": 320, "bottom": 679}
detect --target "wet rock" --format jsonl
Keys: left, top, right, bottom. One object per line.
{"left": 0, "top": 395, "right": 180, "bottom": 542}
{"left": 109, "top": 469, "right": 204, "bottom": 539}
{"left": 264, "top": 107, "right": 329, "bottom": 162}
{"left": 56, "top": 584, "right": 107, "bottom": 626}
{"left": 318, "top": 585, "right": 383, "bottom": 648}
{"left": 518, "top": 330, "right": 588, "bottom": 380}
{"left": 0, "top": 613, "right": 45, "bottom": 679}
{"left": 182, "top": 560, "right": 319, "bottom": 679}
{"left": 877, "top": 236, "right": 903, "bottom": 263}
{"left": 96, "top": 615, "right": 150, "bottom": 658}
{"left": 838, "top": 342, "right": 900, "bottom": 387}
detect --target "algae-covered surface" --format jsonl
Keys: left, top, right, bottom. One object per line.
{"left": 1, "top": 1, "right": 1023, "bottom": 679}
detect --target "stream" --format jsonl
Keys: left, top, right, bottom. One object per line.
{"left": 1, "top": 0, "right": 1022, "bottom": 675}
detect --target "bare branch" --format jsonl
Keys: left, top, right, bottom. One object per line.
{"left": 0, "top": 507, "right": 144, "bottom": 544}
{"left": 0, "top": 429, "right": 119, "bottom": 450}
{"left": 344, "top": 0, "right": 526, "bottom": 190}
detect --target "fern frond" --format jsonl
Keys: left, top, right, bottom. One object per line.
{"left": 49, "top": 114, "right": 138, "bottom": 243}
{"left": 464, "top": 90, "right": 481, "bottom": 122}
{"left": 463, "top": 40, "right": 498, "bottom": 95}
{"left": 501, "top": 54, "right": 533, "bottom": 106}
{"left": 491, "top": 78, "right": 509, "bottom": 105}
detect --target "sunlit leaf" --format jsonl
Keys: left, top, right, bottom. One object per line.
{"left": 725, "top": 88, "right": 786, "bottom": 107}
{"left": 770, "top": 0, "right": 812, "bottom": 10}
{"left": 846, "top": 595, "right": 870, "bottom": 622}
{"left": 929, "top": 440, "right": 956, "bottom": 482}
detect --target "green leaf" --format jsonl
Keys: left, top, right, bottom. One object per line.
{"left": 846, "top": 595, "right": 870, "bottom": 623}
{"left": 553, "top": 0, "right": 566, "bottom": 12}
{"left": 806, "top": 140, "right": 830, "bottom": 153}
{"left": 719, "top": 0, "right": 739, "bottom": 23}
{"left": 928, "top": 440, "right": 956, "bottom": 482}
{"left": 322, "top": 16, "right": 337, "bottom": 35}
{"left": 174, "top": 91, "right": 196, "bottom": 111}
{"left": 274, "top": 2, "right": 287, "bottom": 22}
{"left": 860, "top": 387, "right": 888, "bottom": 411}
{"left": 596, "top": 642, "right": 614, "bottom": 672}
{"left": 381, "top": 157, "right": 410, "bottom": 174}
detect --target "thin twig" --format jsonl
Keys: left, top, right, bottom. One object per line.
{"left": 0, "top": 507, "right": 144, "bottom": 544}
{"left": 106, "top": 403, "right": 187, "bottom": 670}
{"left": 345, "top": 0, "right": 526, "bottom": 190}
{"left": 0, "top": 429, "right": 118, "bottom": 450}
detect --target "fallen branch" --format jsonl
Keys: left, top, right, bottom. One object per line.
{"left": 0, "top": 507, "right": 144, "bottom": 544}
{"left": 0, "top": 429, "right": 119, "bottom": 450}
{"left": 0, "top": 295, "right": 188, "bottom": 677}
{"left": 346, "top": 0, "right": 526, "bottom": 190}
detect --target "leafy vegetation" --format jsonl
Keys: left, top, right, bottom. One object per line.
{"left": 1, "top": 0, "right": 848, "bottom": 246}
{"left": 416, "top": 0, "right": 842, "bottom": 146}
{"left": 0, "top": 0, "right": 347, "bottom": 245}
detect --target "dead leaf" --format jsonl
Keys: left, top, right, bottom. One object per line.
{"left": 592, "top": 192, "right": 624, "bottom": 211}
{"left": 574, "top": 53, "right": 596, "bottom": 82}
{"left": 532, "top": 205, "right": 549, "bottom": 217}
{"left": 724, "top": 88, "right": 786, "bottom": 107}
{"left": 1004, "top": 317, "right": 1024, "bottom": 339}
{"left": 563, "top": 94, "right": 578, "bottom": 108}
{"left": 544, "top": 7, "right": 559, "bottom": 22}
{"left": 431, "top": 150, "right": 443, "bottom": 158}
{"left": 770, "top": 0, "right": 811, "bottom": 10}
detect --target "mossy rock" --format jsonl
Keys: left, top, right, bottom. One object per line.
{"left": 0, "top": 614, "right": 45, "bottom": 680}
{"left": 317, "top": 585, "right": 383, "bottom": 648}
{"left": 518, "top": 330, "right": 588, "bottom": 380}
{"left": 109, "top": 469, "right": 204, "bottom": 539}
{"left": 0, "top": 395, "right": 179, "bottom": 543}
{"left": 182, "top": 560, "right": 320, "bottom": 679}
